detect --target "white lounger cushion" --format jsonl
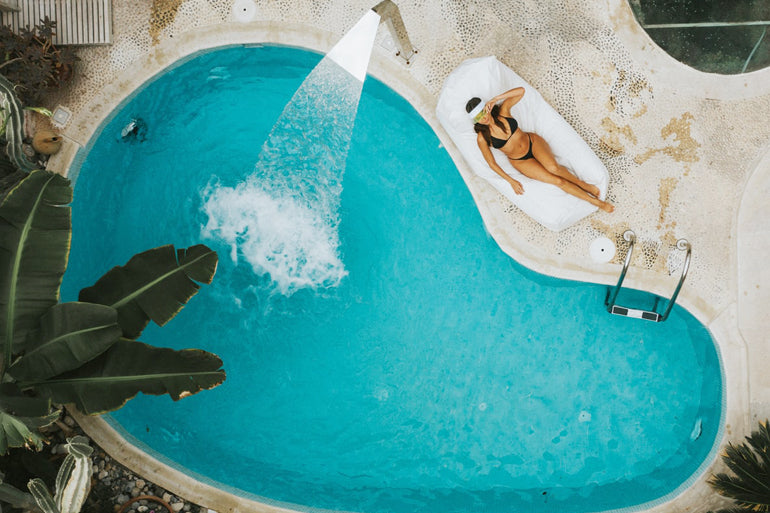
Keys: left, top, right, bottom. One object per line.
{"left": 436, "top": 56, "right": 609, "bottom": 232}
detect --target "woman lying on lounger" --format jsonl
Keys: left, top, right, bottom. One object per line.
{"left": 466, "top": 88, "right": 614, "bottom": 213}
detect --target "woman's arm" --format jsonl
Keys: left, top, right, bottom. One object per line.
{"left": 485, "top": 87, "right": 525, "bottom": 117}
{"left": 476, "top": 133, "right": 524, "bottom": 195}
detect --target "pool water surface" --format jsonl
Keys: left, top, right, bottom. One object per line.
{"left": 62, "top": 45, "right": 723, "bottom": 513}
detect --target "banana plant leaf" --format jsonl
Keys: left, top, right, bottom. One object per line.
{"left": 8, "top": 302, "right": 121, "bottom": 382}
{"left": 0, "top": 383, "right": 58, "bottom": 454}
{"left": 0, "top": 168, "right": 27, "bottom": 199}
{"left": 0, "top": 411, "right": 60, "bottom": 454}
{"left": 79, "top": 244, "right": 218, "bottom": 339}
{"left": 24, "top": 339, "right": 226, "bottom": 415}
{"left": 0, "top": 383, "right": 50, "bottom": 417}
{"left": 0, "top": 170, "right": 72, "bottom": 370}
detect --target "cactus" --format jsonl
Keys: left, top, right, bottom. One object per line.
{"left": 0, "top": 74, "right": 37, "bottom": 173}
{"left": 28, "top": 436, "right": 94, "bottom": 513}
{"left": 0, "top": 476, "right": 41, "bottom": 512}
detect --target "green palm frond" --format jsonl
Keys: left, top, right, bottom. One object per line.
{"left": 709, "top": 420, "right": 770, "bottom": 512}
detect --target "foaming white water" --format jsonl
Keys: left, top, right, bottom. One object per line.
{"left": 201, "top": 55, "right": 368, "bottom": 295}
{"left": 201, "top": 179, "right": 347, "bottom": 294}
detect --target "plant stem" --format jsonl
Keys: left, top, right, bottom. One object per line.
{"left": 0, "top": 57, "right": 23, "bottom": 69}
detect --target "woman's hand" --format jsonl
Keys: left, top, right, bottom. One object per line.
{"left": 509, "top": 179, "right": 524, "bottom": 195}
{"left": 484, "top": 99, "right": 497, "bottom": 113}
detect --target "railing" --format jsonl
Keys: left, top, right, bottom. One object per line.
{"left": 606, "top": 230, "right": 692, "bottom": 322}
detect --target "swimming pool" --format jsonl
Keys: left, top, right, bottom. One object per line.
{"left": 63, "top": 45, "right": 723, "bottom": 513}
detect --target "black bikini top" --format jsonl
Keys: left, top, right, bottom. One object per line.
{"left": 490, "top": 116, "right": 519, "bottom": 149}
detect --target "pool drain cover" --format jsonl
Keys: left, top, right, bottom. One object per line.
{"left": 232, "top": 0, "right": 256, "bottom": 22}
{"left": 589, "top": 236, "right": 616, "bottom": 263}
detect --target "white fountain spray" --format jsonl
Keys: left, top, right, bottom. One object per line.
{"left": 201, "top": 11, "right": 380, "bottom": 296}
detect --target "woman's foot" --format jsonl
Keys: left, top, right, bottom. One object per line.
{"left": 584, "top": 183, "right": 601, "bottom": 197}
{"left": 599, "top": 201, "right": 614, "bottom": 213}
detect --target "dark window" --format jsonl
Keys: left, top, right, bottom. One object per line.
{"left": 628, "top": 0, "right": 770, "bottom": 74}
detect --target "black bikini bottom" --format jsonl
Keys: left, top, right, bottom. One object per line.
{"left": 510, "top": 134, "right": 534, "bottom": 161}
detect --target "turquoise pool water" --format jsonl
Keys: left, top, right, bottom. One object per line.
{"left": 62, "top": 45, "right": 723, "bottom": 513}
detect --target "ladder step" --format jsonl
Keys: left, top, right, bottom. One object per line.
{"left": 610, "top": 305, "right": 661, "bottom": 322}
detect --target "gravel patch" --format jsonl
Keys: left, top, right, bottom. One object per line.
{"left": 1, "top": 409, "right": 211, "bottom": 513}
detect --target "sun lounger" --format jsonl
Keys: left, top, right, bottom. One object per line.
{"left": 436, "top": 56, "right": 609, "bottom": 231}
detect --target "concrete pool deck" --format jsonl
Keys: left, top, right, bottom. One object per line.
{"left": 49, "top": 0, "right": 769, "bottom": 511}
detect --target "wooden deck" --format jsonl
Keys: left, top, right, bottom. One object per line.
{"left": 0, "top": 0, "right": 112, "bottom": 45}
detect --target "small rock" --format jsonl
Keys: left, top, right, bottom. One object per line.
{"left": 98, "top": 470, "right": 109, "bottom": 480}
{"left": 117, "top": 494, "right": 129, "bottom": 504}
{"left": 136, "top": 479, "right": 146, "bottom": 489}
{"left": 125, "top": 481, "right": 135, "bottom": 492}
{"left": 137, "top": 506, "right": 149, "bottom": 513}
{"left": 131, "top": 487, "right": 141, "bottom": 497}
{"left": 183, "top": 505, "right": 190, "bottom": 512}
{"left": 171, "top": 503, "right": 184, "bottom": 512}
{"left": 63, "top": 416, "right": 76, "bottom": 427}
{"left": 162, "top": 493, "right": 172, "bottom": 503}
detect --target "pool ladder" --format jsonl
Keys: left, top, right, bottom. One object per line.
{"left": 605, "top": 230, "right": 692, "bottom": 322}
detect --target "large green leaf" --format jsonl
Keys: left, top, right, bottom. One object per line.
{"left": 8, "top": 302, "right": 121, "bottom": 381}
{"left": 0, "top": 411, "right": 59, "bottom": 454}
{"left": 0, "top": 383, "right": 51, "bottom": 417}
{"left": 0, "top": 170, "right": 72, "bottom": 372}
{"left": 0, "top": 168, "right": 27, "bottom": 199}
{"left": 0, "top": 383, "right": 58, "bottom": 454}
{"left": 25, "top": 339, "right": 226, "bottom": 415}
{"left": 79, "top": 244, "right": 218, "bottom": 339}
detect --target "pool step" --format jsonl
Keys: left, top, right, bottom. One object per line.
{"left": 0, "top": 0, "right": 112, "bottom": 45}
{"left": 609, "top": 305, "right": 661, "bottom": 322}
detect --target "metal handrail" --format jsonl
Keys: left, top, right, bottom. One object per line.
{"left": 606, "top": 231, "right": 692, "bottom": 322}
{"left": 606, "top": 230, "right": 636, "bottom": 312}
{"left": 658, "top": 239, "right": 692, "bottom": 321}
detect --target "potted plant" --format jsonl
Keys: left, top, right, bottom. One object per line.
{"left": 0, "top": 17, "right": 78, "bottom": 105}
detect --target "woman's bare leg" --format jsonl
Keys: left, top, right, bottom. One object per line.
{"left": 512, "top": 158, "right": 614, "bottom": 213}
{"left": 528, "top": 133, "right": 602, "bottom": 197}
